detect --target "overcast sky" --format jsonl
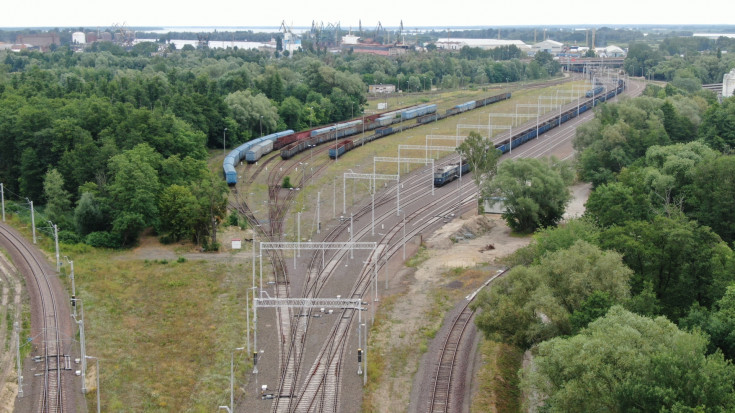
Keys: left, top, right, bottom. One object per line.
{"left": 2, "top": 0, "right": 734, "bottom": 29}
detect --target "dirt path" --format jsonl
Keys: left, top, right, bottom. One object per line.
{"left": 369, "top": 182, "right": 591, "bottom": 413}
{"left": 368, "top": 212, "right": 532, "bottom": 412}
{"left": 0, "top": 249, "right": 24, "bottom": 413}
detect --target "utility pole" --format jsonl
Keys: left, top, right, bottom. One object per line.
{"left": 317, "top": 192, "right": 321, "bottom": 234}
{"left": 223, "top": 128, "right": 227, "bottom": 156}
{"left": 350, "top": 213, "right": 354, "bottom": 259}
{"left": 77, "top": 300, "right": 87, "bottom": 394}
{"left": 1, "top": 182, "right": 5, "bottom": 222}
{"left": 49, "top": 222, "right": 60, "bottom": 272}
{"left": 27, "top": 199, "right": 36, "bottom": 244}
{"left": 403, "top": 211, "right": 406, "bottom": 260}
{"left": 65, "top": 257, "right": 77, "bottom": 318}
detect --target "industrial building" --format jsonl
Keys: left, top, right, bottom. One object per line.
{"left": 531, "top": 39, "right": 564, "bottom": 55}
{"left": 435, "top": 38, "right": 530, "bottom": 52}
{"left": 15, "top": 33, "right": 60, "bottom": 51}
{"left": 596, "top": 45, "right": 626, "bottom": 58}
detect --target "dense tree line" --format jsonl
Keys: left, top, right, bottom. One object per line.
{"left": 625, "top": 38, "right": 735, "bottom": 85}
{"left": 474, "top": 85, "right": 735, "bottom": 409}
{"left": 0, "top": 45, "right": 370, "bottom": 248}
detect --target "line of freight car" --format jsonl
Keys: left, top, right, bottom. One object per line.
{"left": 282, "top": 124, "right": 362, "bottom": 160}
{"left": 327, "top": 126, "right": 397, "bottom": 159}
{"left": 585, "top": 85, "right": 605, "bottom": 98}
{"left": 288, "top": 92, "right": 511, "bottom": 160}
{"left": 494, "top": 82, "right": 624, "bottom": 154}
{"left": 418, "top": 92, "right": 512, "bottom": 125}
{"left": 328, "top": 92, "right": 514, "bottom": 159}
{"left": 224, "top": 130, "right": 294, "bottom": 184}
{"left": 279, "top": 113, "right": 396, "bottom": 160}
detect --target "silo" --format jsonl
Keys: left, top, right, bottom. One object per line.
{"left": 72, "top": 32, "right": 86, "bottom": 44}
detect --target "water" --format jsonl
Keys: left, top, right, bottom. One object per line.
{"left": 693, "top": 33, "right": 735, "bottom": 38}
{"left": 143, "top": 26, "right": 310, "bottom": 34}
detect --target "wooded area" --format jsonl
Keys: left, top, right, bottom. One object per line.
{"left": 474, "top": 76, "right": 735, "bottom": 410}
{"left": 0, "top": 44, "right": 558, "bottom": 248}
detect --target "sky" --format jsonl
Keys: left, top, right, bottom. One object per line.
{"left": 2, "top": 0, "right": 735, "bottom": 29}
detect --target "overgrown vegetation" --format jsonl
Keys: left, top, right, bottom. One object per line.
{"left": 471, "top": 340, "right": 522, "bottom": 413}
{"left": 475, "top": 83, "right": 735, "bottom": 410}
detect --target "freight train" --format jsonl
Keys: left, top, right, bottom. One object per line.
{"left": 493, "top": 80, "right": 623, "bottom": 154}
{"left": 430, "top": 80, "right": 624, "bottom": 186}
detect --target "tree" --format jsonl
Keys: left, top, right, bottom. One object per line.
{"left": 508, "top": 218, "right": 601, "bottom": 267}
{"left": 485, "top": 157, "right": 571, "bottom": 233}
{"left": 43, "top": 168, "right": 72, "bottom": 227}
{"left": 457, "top": 131, "right": 501, "bottom": 211}
{"left": 224, "top": 90, "right": 279, "bottom": 136}
{"left": 600, "top": 214, "right": 734, "bottom": 320}
{"left": 278, "top": 96, "right": 303, "bottom": 130}
{"left": 74, "top": 192, "right": 107, "bottom": 235}
{"left": 18, "top": 147, "right": 44, "bottom": 201}
{"left": 698, "top": 98, "right": 735, "bottom": 153}
{"left": 688, "top": 155, "right": 735, "bottom": 243}
{"left": 584, "top": 181, "right": 651, "bottom": 227}
{"left": 681, "top": 284, "right": 735, "bottom": 361}
{"left": 624, "top": 42, "right": 663, "bottom": 77}
{"left": 107, "top": 144, "right": 162, "bottom": 245}
{"left": 190, "top": 170, "right": 228, "bottom": 249}
{"left": 473, "top": 240, "right": 631, "bottom": 349}
{"left": 522, "top": 306, "right": 735, "bottom": 412}
{"left": 158, "top": 185, "right": 198, "bottom": 242}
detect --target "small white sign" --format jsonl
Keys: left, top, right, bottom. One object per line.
{"left": 231, "top": 239, "right": 242, "bottom": 249}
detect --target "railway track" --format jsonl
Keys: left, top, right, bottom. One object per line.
{"left": 0, "top": 223, "right": 73, "bottom": 413}
{"left": 228, "top": 76, "right": 644, "bottom": 413}
{"left": 427, "top": 269, "right": 509, "bottom": 413}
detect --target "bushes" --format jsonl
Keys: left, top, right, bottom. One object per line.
{"left": 84, "top": 231, "right": 122, "bottom": 249}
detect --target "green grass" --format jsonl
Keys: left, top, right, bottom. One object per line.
{"left": 0, "top": 215, "right": 256, "bottom": 412}
{"left": 471, "top": 339, "right": 523, "bottom": 413}
{"left": 74, "top": 250, "right": 253, "bottom": 411}
{"left": 405, "top": 245, "right": 429, "bottom": 268}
